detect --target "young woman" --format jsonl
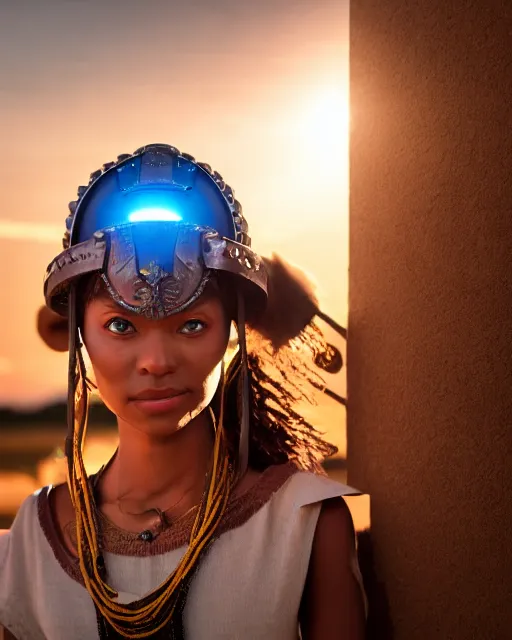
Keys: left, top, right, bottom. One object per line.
{"left": 0, "top": 144, "right": 367, "bottom": 639}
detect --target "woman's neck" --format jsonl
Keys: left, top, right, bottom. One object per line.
{"left": 99, "top": 410, "right": 214, "bottom": 512}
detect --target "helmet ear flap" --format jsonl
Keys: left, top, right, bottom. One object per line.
{"left": 37, "top": 305, "right": 69, "bottom": 352}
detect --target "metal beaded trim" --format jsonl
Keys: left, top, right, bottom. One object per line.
{"left": 62, "top": 143, "right": 251, "bottom": 250}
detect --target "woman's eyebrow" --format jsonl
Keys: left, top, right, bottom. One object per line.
{"left": 184, "top": 300, "right": 216, "bottom": 315}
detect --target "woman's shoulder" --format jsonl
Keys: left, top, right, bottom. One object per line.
{"left": 221, "top": 462, "right": 362, "bottom": 535}
{"left": 0, "top": 485, "right": 83, "bottom": 640}
{"left": 0, "top": 490, "right": 46, "bottom": 623}
{"left": 269, "top": 464, "right": 363, "bottom": 509}
{"left": 1, "top": 481, "right": 77, "bottom": 572}
{"left": 0, "top": 484, "right": 65, "bottom": 570}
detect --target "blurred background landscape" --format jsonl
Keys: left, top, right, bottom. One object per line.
{"left": 0, "top": 0, "right": 349, "bottom": 528}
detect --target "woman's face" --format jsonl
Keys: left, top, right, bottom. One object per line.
{"left": 83, "top": 288, "right": 231, "bottom": 437}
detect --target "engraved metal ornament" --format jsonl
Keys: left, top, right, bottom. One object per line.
{"left": 103, "top": 224, "right": 210, "bottom": 320}
{"left": 131, "top": 262, "right": 187, "bottom": 320}
{"left": 203, "top": 233, "right": 267, "bottom": 293}
{"left": 45, "top": 232, "right": 107, "bottom": 313}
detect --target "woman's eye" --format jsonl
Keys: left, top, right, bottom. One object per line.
{"left": 179, "top": 319, "right": 207, "bottom": 335}
{"left": 105, "top": 318, "right": 134, "bottom": 335}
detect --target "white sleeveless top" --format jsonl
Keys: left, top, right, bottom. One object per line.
{"left": 0, "top": 465, "right": 367, "bottom": 639}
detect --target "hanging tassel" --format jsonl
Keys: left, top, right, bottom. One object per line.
{"left": 248, "top": 254, "right": 345, "bottom": 347}
{"left": 246, "top": 254, "right": 346, "bottom": 401}
{"left": 248, "top": 254, "right": 319, "bottom": 350}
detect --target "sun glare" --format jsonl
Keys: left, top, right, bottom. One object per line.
{"left": 307, "top": 87, "right": 349, "bottom": 140}
{"left": 277, "top": 82, "right": 349, "bottom": 184}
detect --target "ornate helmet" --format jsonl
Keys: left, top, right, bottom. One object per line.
{"left": 45, "top": 143, "right": 266, "bottom": 321}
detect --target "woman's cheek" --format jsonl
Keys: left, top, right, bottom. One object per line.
{"left": 90, "top": 351, "right": 128, "bottom": 411}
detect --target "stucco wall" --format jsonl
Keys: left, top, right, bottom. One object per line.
{"left": 348, "top": 1, "right": 512, "bottom": 638}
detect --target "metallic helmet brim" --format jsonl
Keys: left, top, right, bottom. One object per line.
{"left": 44, "top": 222, "right": 267, "bottom": 319}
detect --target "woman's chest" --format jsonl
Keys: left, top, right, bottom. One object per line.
{"left": 35, "top": 505, "right": 310, "bottom": 640}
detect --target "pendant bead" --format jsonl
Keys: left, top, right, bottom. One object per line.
{"left": 139, "top": 529, "right": 154, "bottom": 542}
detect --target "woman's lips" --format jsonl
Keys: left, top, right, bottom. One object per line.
{"left": 131, "top": 391, "right": 189, "bottom": 415}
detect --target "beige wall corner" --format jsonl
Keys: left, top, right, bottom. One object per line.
{"left": 348, "top": 1, "right": 512, "bottom": 638}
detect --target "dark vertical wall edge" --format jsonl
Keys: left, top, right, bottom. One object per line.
{"left": 348, "top": 1, "right": 512, "bottom": 637}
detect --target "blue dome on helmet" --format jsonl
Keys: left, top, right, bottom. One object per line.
{"left": 70, "top": 147, "right": 237, "bottom": 246}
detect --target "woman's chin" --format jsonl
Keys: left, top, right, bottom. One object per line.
{"left": 123, "top": 400, "right": 206, "bottom": 437}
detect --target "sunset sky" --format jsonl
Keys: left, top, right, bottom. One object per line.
{"left": 0, "top": 0, "right": 348, "bottom": 429}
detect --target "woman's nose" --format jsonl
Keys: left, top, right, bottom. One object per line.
{"left": 136, "top": 331, "right": 180, "bottom": 376}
